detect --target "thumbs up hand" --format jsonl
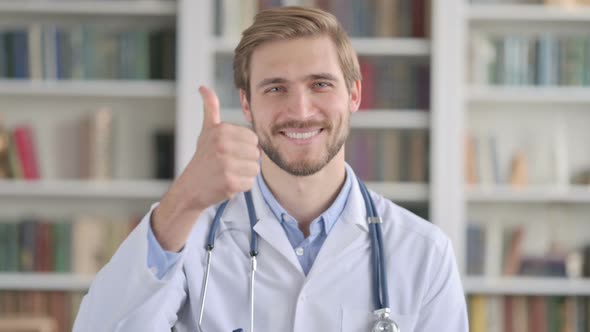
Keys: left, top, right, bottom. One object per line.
{"left": 151, "top": 86, "right": 260, "bottom": 251}
{"left": 187, "top": 86, "right": 261, "bottom": 210}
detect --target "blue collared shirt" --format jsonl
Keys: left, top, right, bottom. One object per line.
{"left": 256, "top": 166, "right": 352, "bottom": 275}
{"left": 147, "top": 166, "right": 353, "bottom": 278}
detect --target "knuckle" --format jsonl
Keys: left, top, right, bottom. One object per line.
{"left": 225, "top": 177, "right": 240, "bottom": 193}
{"left": 214, "top": 139, "right": 229, "bottom": 155}
{"left": 251, "top": 162, "right": 260, "bottom": 175}
{"left": 250, "top": 132, "right": 259, "bottom": 146}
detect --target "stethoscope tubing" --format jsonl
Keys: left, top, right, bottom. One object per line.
{"left": 198, "top": 179, "right": 391, "bottom": 331}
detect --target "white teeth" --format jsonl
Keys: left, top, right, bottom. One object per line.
{"left": 284, "top": 130, "right": 320, "bottom": 140}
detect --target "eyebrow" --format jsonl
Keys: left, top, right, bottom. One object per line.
{"left": 255, "top": 73, "right": 339, "bottom": 90}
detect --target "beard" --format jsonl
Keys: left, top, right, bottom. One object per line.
{"left": 252, "top": 112, "right": 350, "bottom": 177}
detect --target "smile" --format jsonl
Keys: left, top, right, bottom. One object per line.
{"left": 282, "top": 129, "right": 321, "bottom": 140}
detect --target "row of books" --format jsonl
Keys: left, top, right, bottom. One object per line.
{"left": 464, "top": 130, "right": 570, "bottom": 187}
{"left": 215, "top": 54, "right": 431, "bottom": 110}
{"left": 214, "top": 0, "right": 430, "bottom": 39}
{"left": 346, "top": 129, "right": 429, "bottom": 183}
{"left": 0, "top": 25, "right": 175, "bottom": 80}
{"left": 0, "top": 216, "right": 137, "bottom": 274}
{"left": 0, "top": 109, "right": 175, "bottom": 180}
{"left": 470, "top": 34, "right": 590, "bottom": 86}
{"left": 358, "top": 57, "right": 430, "bottom": 110}
{"left": 0, "top": 291, "right": 83, "bottom": 332}
{"left": 468, "top": 295, "right": 589, "bottom": 332}
{"left": 0, "top": 108, "right": 114, "bottom": 180}
{"left": 466, "top": 222, "right": 590, "bottom": 278}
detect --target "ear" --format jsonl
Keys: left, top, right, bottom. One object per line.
{"left": 349, "top": 79, "right": 362, "bottom": 113}
{"left": 240, "top": 89, "right": 253, "bottom": 123}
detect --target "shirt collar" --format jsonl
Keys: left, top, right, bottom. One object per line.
{"left": 256, "top": 164, "right": 354, "bottom": 235}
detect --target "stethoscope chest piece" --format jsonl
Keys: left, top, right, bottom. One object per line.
{"left": 371, "top": 308, "right": 400, "bottom": 332}
{"left": 371, "top": 318, "right": 400, "bottom": 332}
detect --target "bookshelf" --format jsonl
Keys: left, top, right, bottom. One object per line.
{"left": 12, "top": 0, "right": 579, "bottom": 330}
{"left": 461, "top": 0, "right": 590, "bottom": 329}
{"left": 0, "top": 4, "right": 179, "bottom": 329}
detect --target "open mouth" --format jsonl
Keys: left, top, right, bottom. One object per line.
{"left": 282, "top": 129, "right": 322, "bottom": 140}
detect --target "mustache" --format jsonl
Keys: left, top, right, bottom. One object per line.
{"left": 271, "top": 120, "right": 332, "bottom": 134}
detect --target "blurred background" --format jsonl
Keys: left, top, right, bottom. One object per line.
{"left": 0, "top": 0, "right": 588, "bottom": 331}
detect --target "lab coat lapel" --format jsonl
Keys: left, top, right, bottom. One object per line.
{"left": 306, "top": 173, "right": 369, "bottom": 280}
{"left": 221, "top": 185, "right": 304, "bottom": 275}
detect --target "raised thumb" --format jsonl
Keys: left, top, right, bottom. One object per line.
{"left": 199, "top": 86, "right": 221, "bottom": 129}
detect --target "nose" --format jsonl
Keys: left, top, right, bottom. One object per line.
{"left": 286, "top": 87, "right": 315, "bottom": 119}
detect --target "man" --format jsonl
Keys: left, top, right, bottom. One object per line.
{"left": 74, "top": 6, "right": 468, "bottom": 332}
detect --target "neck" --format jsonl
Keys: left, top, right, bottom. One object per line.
{"left": 260, "top": 151, "right": 347, "bottom": 235}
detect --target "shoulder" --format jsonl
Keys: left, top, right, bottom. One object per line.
{"left": 367, "top": 188, "right": 451, "bottom": 257}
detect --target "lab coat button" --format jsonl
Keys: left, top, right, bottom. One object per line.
{"left": 295, "top": 247, "right": 304, "bottom": 256}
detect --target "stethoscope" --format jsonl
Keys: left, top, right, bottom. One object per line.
{"left": 197, "top": 178, "right": 400, "bottom": 332}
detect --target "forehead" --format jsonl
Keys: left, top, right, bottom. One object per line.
{"left": 249, "top": 35, "right": 344, "bottom": 83}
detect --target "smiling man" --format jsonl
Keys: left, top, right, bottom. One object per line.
{"left": 74, "top": 7, "right": 468, "bottom": 332}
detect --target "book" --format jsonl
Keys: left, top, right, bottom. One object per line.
{"left": 80, "top": 107, "right": 114, "bottom": 180}
{"left": 12, "top": 125, "right": 41, "bottom": 180}
{"left": 0, "top": 316, "right": 57, "bottom": 332}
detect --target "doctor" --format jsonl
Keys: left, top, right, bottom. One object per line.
{"left": 74, "top": 6, "right": 468, "bottom": 332}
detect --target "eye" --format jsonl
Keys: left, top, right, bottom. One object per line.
{"left": 265, "top": 86, "right": 284, "bottom": 93}
{"left": 313, "top": 82, "right": 331, "bottom": 89}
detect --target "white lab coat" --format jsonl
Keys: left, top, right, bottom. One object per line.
{"left": 73, "top": 171, "right": 468, "bottom": 332}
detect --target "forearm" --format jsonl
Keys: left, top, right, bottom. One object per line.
{"left": 73, "top": 210, "right": 188, "bottom": 331}
{"left": 151, "top": 177, "right": 205, "bottom": 252}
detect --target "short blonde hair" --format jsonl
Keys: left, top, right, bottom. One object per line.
{"left": 233, "top": 6, "right": 361, "bottom": 100}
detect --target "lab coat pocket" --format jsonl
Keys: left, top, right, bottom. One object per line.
{"left": 340, "top": 306, "right": 418, "bottom": 332}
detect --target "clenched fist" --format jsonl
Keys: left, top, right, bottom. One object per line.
{"left": 152, "top": 86, "right": 260, "bottom": 251}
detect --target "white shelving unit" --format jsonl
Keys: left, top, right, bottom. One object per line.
{"left": 0, "top": 179, "right": 170, "bottom": 199}
{"left": 468, "top": 86, "right": 590, "bottom": 104}
{"left": 366, "top": 182, "right": 429, "bottom": 202}
{"left": 0, "top": 0, "right": 180, "bottom": 295}
{"left": 463, "top": 276, "right": 590, "bottom": 296}
{"left": 0, "top": 80, "right": 176, "bottom": 98}
{"left": 467, "top": 185, "right": 590, "bottom": 203}
{"left": 0, "top": 273, "right": 93, "bottom": 291}
{"left": 460, "top": 0, "right": 590, "bottom": 300}
{"left": 0, "top": 1, "right": 177, "bottom": 17}
{"left": 467, "top": 3, "right": 590, "bottom": 22}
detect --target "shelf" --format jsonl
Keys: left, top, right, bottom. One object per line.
{"left": 0, "top": 80, "right": 176, "bottom": 98}
{"left": 0, "top": 179, "right": 171, "bottom": 200}
{"left": 468, "top": 4, "right": 590, "bottom": 22}
{"left": 466, "top": 185, "right": 590, "bottom": 203}
{"left": 464, "top": 276, "right": 590, "bottom": 295}
{"left": 222, "top": 109, "right": 430, "bottom": 129}
{"left": 366, "top": 182, "right": 429, "bottom": 202}
{"left": 0, "top": 0, "right": 176, "bottom": 17}
{"left": 467, "top": 86, "right": 590, "bottom": 104}
{"left": 351, "top": 111, "right": 430, "bottom": 129}
{"left": 0, "top": 273, "right": 93, "bottom": 291}
{"left": 214, "top": 38, "right": 431, "bottom": 56}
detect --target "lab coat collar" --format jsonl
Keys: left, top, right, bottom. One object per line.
{"left": 219, "top": 164, "right": 370, "bottom": 276}
{"left": 221, "top": 180, "right": 304, "bottom": 274}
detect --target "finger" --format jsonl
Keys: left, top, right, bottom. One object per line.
{"left": 199, "top": 86, "right": 221, "bottom": 129}
{"left": 232, "top": 126, "right": 259, "bottom": 146}
{"left": 224, "top": 143, "right": 260, "bottom": 161}
{"left": 215, "top": 123, "right": 259, "bottom": 146}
